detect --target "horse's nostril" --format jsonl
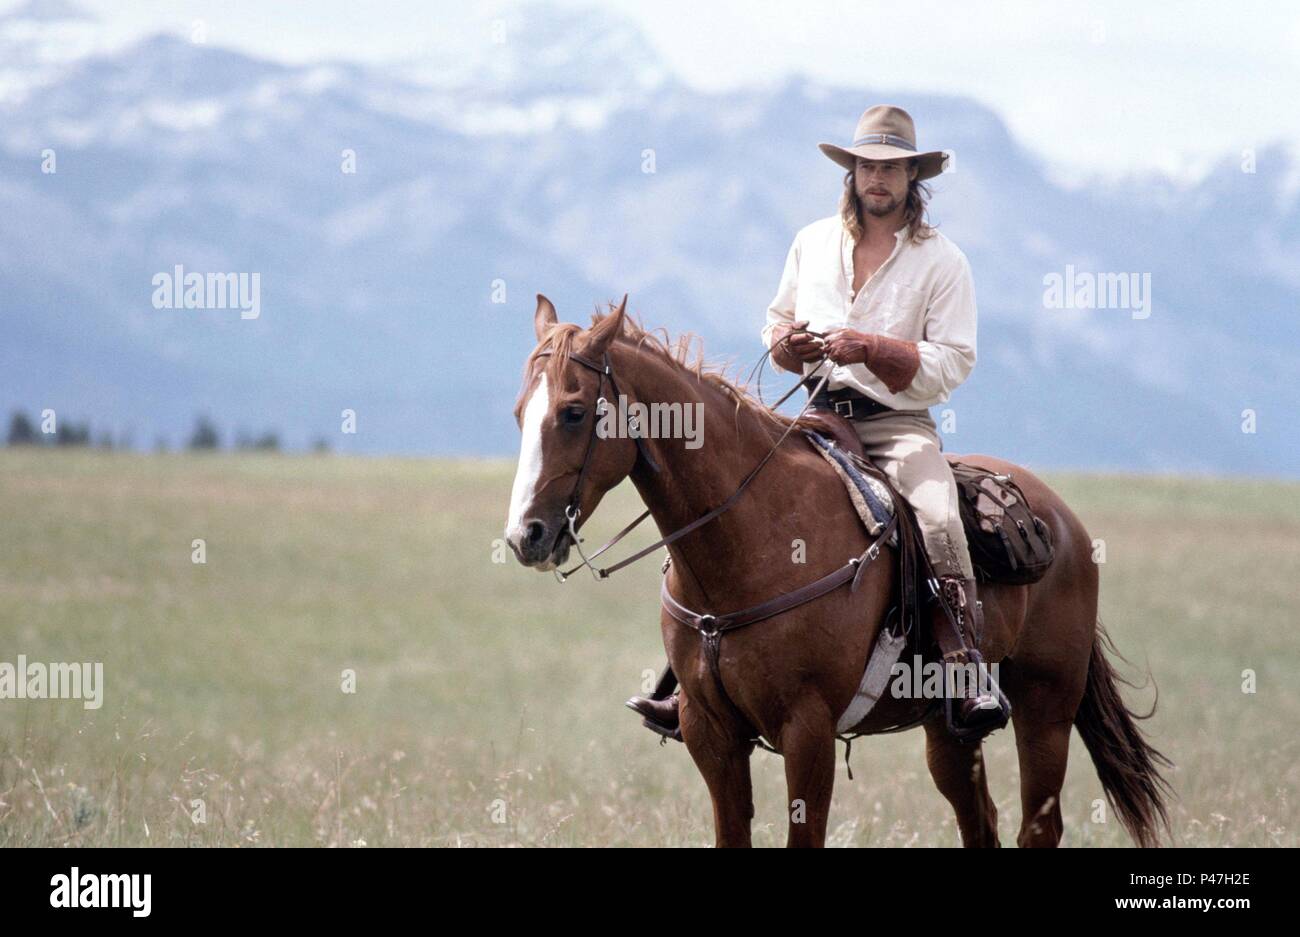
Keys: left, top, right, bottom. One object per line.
{"left": 524, "top": 520, "right": 548, "bottom": 546}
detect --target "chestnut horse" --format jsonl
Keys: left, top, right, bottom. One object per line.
{"left": 505, "top": 295, "right": 1172, "bottom": 847}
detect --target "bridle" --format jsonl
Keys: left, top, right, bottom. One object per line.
{"left": 531, "top": 346, "right": 659, "bottom": 581}
{"left": 532, "top": 329, "right": 834, "bottom": 583}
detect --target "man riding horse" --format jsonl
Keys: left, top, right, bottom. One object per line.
{"left": 628, "top": 104, "right": 1009, "bottom": 742}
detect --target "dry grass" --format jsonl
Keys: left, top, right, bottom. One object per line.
{"left": 0, "top": 449, "right": 1296, "bottom": 847}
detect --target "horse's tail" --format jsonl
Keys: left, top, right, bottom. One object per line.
{"left": 1073, "top": 620, "right": 1174, "bottom": 847}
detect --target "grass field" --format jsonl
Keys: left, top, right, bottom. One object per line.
{"left": 1, "top": 449, "right": 1296, "bottom": 847}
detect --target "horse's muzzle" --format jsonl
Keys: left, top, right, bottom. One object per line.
{"left": 507, "top": 516, "right": 570, "bottom": 570}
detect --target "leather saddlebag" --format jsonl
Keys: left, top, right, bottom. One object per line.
{"left": 951, "top": 462, "right": 1055, "bottom": 585}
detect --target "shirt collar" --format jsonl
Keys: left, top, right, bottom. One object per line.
{"left": 839, "top": 216, "right": 910, "bottom": 241}
{"left": 840, "top": 221, "right": 909, "bottom": 297}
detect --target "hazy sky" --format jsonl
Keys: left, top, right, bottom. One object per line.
{"left": 35, "top": 0, "right": 1300, "bottom": 182}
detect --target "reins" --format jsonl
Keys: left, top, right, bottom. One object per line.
{"left": 536, "top": 329, "right": 834, "bottom": 583}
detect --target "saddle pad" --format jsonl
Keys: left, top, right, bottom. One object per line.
{"left": 803, "top": 430, "right": 896, "bottom": 542}
{"left": 803, "top": 430, "right": 912, "bottom": 737}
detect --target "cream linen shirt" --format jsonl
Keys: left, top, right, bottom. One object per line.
{"left": 761, "top": 215, "right": 977, "bottom": 409}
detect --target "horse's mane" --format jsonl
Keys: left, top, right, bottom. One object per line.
{"left": 521, "top": 302, "right": 801, "bottom": 433}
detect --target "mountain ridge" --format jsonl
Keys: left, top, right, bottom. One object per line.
{"left": 2, "top": 4, "right": 1295, "bottom": 474}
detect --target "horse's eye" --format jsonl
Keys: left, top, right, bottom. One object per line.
{"left": 561, "top": 406, "right": 586, "bottom": 426}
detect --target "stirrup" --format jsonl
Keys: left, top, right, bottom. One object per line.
{"left": 943, "top": 682, "right": 1011, "bottom": 743}
{"left": 640, "top": 717, "right": 683, "bottom": 744}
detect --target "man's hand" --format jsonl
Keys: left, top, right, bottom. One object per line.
{"left": 822, "top": 327, "right": 875, "bottom": 365}
{"left": 823, "top": 327, "right": 922, "bottom": 394}
{"left": 771, "top": 320, "right": 825, "bottom": 373}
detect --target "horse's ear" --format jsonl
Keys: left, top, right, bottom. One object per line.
{"left": 585, "top": 294, "right": 627, "bottom": 358}
{"left": 534, "top": 294, "right": 558, "bottom": 341}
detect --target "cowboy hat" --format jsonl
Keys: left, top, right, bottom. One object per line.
{"left": 819, "top": 104, "right": 948, "bottom": 181}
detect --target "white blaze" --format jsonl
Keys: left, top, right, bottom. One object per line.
{"left": 506, "top": 372, "right": 550, "bottom": 539}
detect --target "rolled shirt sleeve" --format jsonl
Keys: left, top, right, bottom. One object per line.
{"left": 761, "top": 234, "right": 801, "bottom": 350}
{"left": 907, "top": 250, "right": 977, "bottom": 403}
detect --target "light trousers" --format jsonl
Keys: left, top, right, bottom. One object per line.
{"left": 852, "top": 409, "right": 974, "bottom": 580}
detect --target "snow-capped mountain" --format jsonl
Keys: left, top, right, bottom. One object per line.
{"left": 2, "top": 1, "right": 1296, "bottom": 474}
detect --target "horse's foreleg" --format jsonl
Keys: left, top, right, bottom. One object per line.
{"left": 779, "top": 706, "right": 837, "bottom": 848}
{"left": 923, "top": 717, "right": 1000, "bottom": 847}
{"left": 680, "top": 696, "right": 754, "bottom": 848}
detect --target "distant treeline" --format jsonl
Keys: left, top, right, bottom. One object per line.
{"left": 5, "top": 411, "right": 331, "bottom": 453}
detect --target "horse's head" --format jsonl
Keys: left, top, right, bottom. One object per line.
{"left": 505, "top": 294, "right": 641, "bottom": 570}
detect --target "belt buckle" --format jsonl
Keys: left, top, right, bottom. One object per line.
{"left": 833, "top": 398, "right": 855, "bottom": 419}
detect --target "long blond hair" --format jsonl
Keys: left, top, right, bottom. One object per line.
{"left": 839, "top": 160, "right": 935, "bottom": 244}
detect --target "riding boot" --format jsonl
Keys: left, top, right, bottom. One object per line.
{"left": 932, "top": 576, "right": 1010, "bottom": 741}
{"left": 624, "top": 663, "right": 682, "bottom": 742}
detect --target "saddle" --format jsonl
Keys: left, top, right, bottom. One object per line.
{"left": 802, "top": 409, "right": 1053, "bottom": 738}
{"left": 803, "top": 410, "right": 1055, "bottom": 587}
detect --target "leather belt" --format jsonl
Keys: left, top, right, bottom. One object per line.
{"left": 807, "top": 384, "right": 894, "bottom": 421}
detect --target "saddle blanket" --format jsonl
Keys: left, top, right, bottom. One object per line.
{"left": 803, "top": 430, "right": 896, "bottom": 543}
{"left": 804, "top": 431, "right": 915, "bottom": 736}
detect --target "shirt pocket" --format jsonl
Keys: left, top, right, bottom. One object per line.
{"left": 868, "top": 281, "right": 927, "bottom": 338}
